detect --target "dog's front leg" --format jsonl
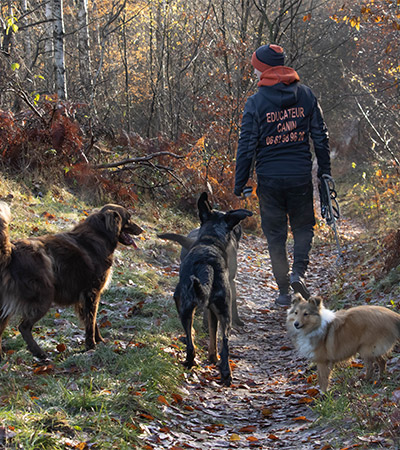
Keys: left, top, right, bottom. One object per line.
{"left": 317, "top": 361, "right": 332, "bottom": 393}
{"left": 0, "top": 316, "right": 10, "bottom": 358}
{"left": 376, "top": 355, "right": 387, "bottom": 380}
{"left": 19, "top": 317, "right": 48, "bottom": 359}
{"left": 82, "top": 293, "right": 102, "bottom": 350}
{"left": 218, "top": 314, "right": 232, "bottom": 387}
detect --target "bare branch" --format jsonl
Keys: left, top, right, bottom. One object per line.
{"left": 94, "top": 151, "right": 184, "bottom": 169}
{"left": 355, "top": 99, "right": 400, "bottom": 167}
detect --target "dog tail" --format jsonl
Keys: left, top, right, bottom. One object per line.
{"left": 157, "top": 233, "right": 194, "bottom": 251}
{"left": 0, "top": 202, "right": 12, "bottom": 267}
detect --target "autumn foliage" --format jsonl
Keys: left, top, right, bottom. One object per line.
{"left": 0, "top": 98, "right": 244, "bottom": 208}
{"left": 0, "top": 101, "right": 83, "bottom": 170}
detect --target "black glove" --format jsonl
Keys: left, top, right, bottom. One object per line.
{"left": 234, "top": 186, "right": 252, "bottom": 198}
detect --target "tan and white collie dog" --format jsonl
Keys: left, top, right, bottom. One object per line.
{"left": 286, "top": 294, "right": 400, "bottom": 392}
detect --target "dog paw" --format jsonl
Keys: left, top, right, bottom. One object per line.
{"left": 221, "top": 374, "right": 232, "bottom": 387}
{"left": 233, "top": 318, "right": 245, "bottom": 327}
{"left": 85, "top": 341, "right": 96, "bottom": 351}
{"left": 182, "top": 360, "right": 195, "bottom": 369}
{"left": 34, "top": 353, "right": 50, "bottom": 362}
{"left": 208, "top": 354, "right": 218, "bottom": 364}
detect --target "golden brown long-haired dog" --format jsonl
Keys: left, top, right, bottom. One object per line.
{"left": 286, "top": 293, "right": 400, "bottom": 392}
{"left": 0, "top": 202, "right": 142, "bottom": 359}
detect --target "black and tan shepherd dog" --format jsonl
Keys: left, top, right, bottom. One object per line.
{"left": 158, "top": 218, "right": 244, "bottom": 327}
{"left": 0, "top": 202, "right": 143, "bottom": 359}
{"left": 173, "top": 192, "right": 252, "bottom": 386}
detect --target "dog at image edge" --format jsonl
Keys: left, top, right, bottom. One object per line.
{"left": 173, "top": 192, "right": 252, "bottom": 386}
{"left": 0, "top": 202, "right": 143, "bottom": 359}
{"left": 286, "top": 293, "right": 400, "bottom": 392}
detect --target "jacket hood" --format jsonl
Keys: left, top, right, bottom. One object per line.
{"left": 258, "top": 66, "right": 300, "bottom": 87}
{"left": 259, "top": 82, "right": 300, "bottom": 109}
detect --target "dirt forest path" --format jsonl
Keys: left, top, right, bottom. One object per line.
{"left": 143, "top": 221, "right": 362, "bottom": 450}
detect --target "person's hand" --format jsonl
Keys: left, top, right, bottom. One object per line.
{"left": 234, "top": 187, "right": 243, "bottom": 197}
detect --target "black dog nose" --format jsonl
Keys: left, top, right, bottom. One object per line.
{"left": 294, "top": 321, "right": 300, "bottom": 329}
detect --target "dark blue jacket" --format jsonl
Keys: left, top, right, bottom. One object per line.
{"left": 234, "top": 81, "right": 330, "bottom": 196}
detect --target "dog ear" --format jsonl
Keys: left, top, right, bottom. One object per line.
{"left": 224, "top": 209, "right": 253, "bottom": 229}
{"left": 308, "top": 296, "right": 322, "bottom": 309}
{"left": 103, "top": 210, "right": 122, "bottom": 233}
{"left": 291, "top": 293, "right": 303, "bottom": 306}
{"left": 198, "top": 192, "right": 213, "bottom": 224}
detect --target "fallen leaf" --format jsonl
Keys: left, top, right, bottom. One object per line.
{"left": 285, "top": 389, "right": 296, "bottom": 396}
{"left": 306, "top": 388, "right": 320, "bottom": 397}
{"left": 230, "top": 433, "right": 240, "bottom": 441}
{"left": 298, "top": 397, "right": 314, "bottom": 404}
{"left": 262, "top": 408, "right": 273, "bottom": 417}
{"left": 292, "top": 416, "right": 311, "bottom": 422}
{"left": 75, "top": 443, "right": 88, "bottom": 450}
{"left": 351, "top": 362, "right": 364, "bottom": 368}
{"left": 33, "top": 364, "right": 55, "bottom": 375}
{"left": 239, "top": 425, "right": 256, "bottom": 433}
{"left": 157, "top": 395, "right": 169, "bottom": 406}
{"left": 280, "top": 346, "right": 291, "bottom": 351}
{"left": 268, "top": 434, "right": 280, "bottom": 440}
{"left": 172, "top": 393, "right": 183, "bottom": 403}
{"left": 56, "top": 343, "right": 67, "bottom": 353}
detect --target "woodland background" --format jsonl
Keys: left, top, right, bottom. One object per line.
{"left": 0, "top": 0, "right": 399, "bottom": 214}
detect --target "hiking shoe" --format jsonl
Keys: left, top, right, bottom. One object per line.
{"left": 275, "top": 293, "right": 292, "bottom": 308}
{"left": 290, "top": 273, "right": 310, "bottom": 299}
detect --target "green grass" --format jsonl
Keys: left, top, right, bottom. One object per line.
{"left": 0, "top": 288, "right": 187, "bottom": 449}
{"left": 310, "top": 361, "right": 400, "bottom": 449}
{"left": 0, "top": 173, "right": 192, "bottom": 449}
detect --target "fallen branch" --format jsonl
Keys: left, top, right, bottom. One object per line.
{"left": 93, "top": 151, "right": 184, "bottom": 169}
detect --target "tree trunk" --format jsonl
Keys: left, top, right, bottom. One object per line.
{"left": 53, "top": 0, "right": 67, "bottom": 100}
{"left": 44, "top": 0, "right": 54, "bottom": 91}
{"left": 21, "top": 0, "right": 32, "bottom": 69}
{"left": 76, "top": 0, "right": 93, "bottom": 102}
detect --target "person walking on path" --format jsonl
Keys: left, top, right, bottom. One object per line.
{"left": 234, "top": 44, "right": 331, "bottom": 307}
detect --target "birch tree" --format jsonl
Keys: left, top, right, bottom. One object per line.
{"left": 76, "top": 0, "right": 93, "bottom": 101}
{"left": 53, "top": 0, "right": 67, "bottom": 99}
{"left": 20, "top": 0, "right": 32, "bottom": 70}
{"left": 44, "top": 0, "right": 54, "bottom": 90}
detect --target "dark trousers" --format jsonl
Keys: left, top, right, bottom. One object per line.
{"left": 257, "top": 177, "right": 315, "bottom": 294}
